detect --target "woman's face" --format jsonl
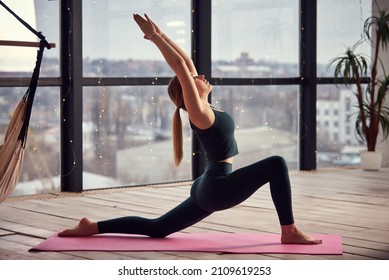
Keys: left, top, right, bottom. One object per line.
{"left": 193, "top": 74, "right": 213, "bottom": 97}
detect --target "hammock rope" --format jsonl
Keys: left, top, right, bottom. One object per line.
{"left": 19, "top": 41, "right": 45, "bottom": 148}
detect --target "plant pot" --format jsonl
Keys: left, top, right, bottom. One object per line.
{"left": 359, "top": 150, "right": 382, "bottom": 171}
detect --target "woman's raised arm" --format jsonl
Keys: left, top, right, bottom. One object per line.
{"left": 146, "top": 15, "right": 197, "bottom": 76}
{"left": 133, "top": 14, "right": 213, "bottom": 127}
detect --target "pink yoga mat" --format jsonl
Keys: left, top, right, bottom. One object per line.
{"left": 30, "top": 232, "right": 342, "bottom": 255}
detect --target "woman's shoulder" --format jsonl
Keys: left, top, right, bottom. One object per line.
{"left": 189, "top": 105, "right": 217, "bottom": 131}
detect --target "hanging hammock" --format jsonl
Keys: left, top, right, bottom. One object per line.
{"left": 0, "top": 0, "right": 54, "bottom": 202}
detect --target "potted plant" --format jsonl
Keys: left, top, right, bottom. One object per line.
{"left": 328, "top": 4, "right": 389, "bottom": 170}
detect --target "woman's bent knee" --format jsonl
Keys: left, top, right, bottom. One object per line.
{"left": 266, "top": 155, "right": 287, "bottom": 167}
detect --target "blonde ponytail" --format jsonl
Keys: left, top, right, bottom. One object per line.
{"left": 168, "top": 76, "right": 186, "bottom": 166}
{"left": 172, "top": 107, "right": 183, "bottom": 166}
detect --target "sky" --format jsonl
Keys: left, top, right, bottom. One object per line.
{"left": 0, "top": 0, "right": 373, "bottom": 71}
{"left": 0, "top": 0, "right": 39, "bottom": 70}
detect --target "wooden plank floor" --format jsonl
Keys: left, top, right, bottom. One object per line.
{"left": 1, "top": 168, "right": 388, "bottom": 260}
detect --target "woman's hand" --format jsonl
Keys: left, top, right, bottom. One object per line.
{"left": 145, "top": 14, "right": 164, "bottom": 38}
{"left": 133, "top": 14, "right": 157, "bottom": 40}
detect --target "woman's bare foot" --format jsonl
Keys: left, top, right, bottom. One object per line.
{"left": 281, "top": 224, "right": 322, "bottom": 245}
{"left": 58, "top": 217, "right": 99, "bottom": 237}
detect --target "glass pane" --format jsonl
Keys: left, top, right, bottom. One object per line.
{"left": 211, "top": 86, "right": 299, "bottom": 170}
{"left": 317, "top": 85, "right": 364, "bottom": 168}
{"left": 0, "top": 0, "right": 60, "bottom": 76}
{"left": 0, "top": 87, "right": 61, "bottom": 196}
{"left": 83, "top": 86, "right": 191, "bottom": 189}
{"left": 212, "top": 0, "right": 299, "bottom": 78}
{"left": 83, "top": 0, "right": 191, "bottom": 77}
{"left": 317, "top": 0, "right": 371, "bottom": 167}
{"left": 317, "top": 0, "right": 371, "bottom": 76}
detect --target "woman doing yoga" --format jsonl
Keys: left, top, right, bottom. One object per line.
{"left": 59, "top": 14, "right": 321, "bottom": 245}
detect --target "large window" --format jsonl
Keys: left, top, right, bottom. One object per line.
{"left": 1, "top": 0, "right": 377, "bottom": 196}
{"left": 316, "top": 0, "right": 371, "bottom": 167}
{"left": 82, "top": 86, "right": 191, "bottom": 189}
{"left": 0, "top": 1, "right": 60, "bottom": 76}
{"left": 212, "top": 0, "right": 299, "bottom": 78}
{"left": 211, "top": 0, "right": 299, "bottom": 170}
{"left": 1, "top": 87, "right": 61, "bottom": 196}
{"left": 0, "top": 0, "right": 60, "bottom": 196}
{"left": 81, "top": 0, "right": 192, "bottom": 188}
{"left": 83, "top": 0, "right": 191, "bottom": 77}
{"left": 212, "top": 85, "right": 299, "bottom": 169}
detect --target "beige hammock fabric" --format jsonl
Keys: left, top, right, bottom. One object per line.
{"left": 0, "top": 40, "right": 45, "bottom": 203}
{"left": 0, "top": 100, "right": 26, "bottom": 202}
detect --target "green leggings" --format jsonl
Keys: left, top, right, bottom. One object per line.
{"left": 98, "top": 156, "right": 294, "bottom": 237}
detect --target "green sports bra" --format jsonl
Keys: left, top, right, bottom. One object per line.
{"left": 190, "top": 108, "right": 239, "bottom": 163}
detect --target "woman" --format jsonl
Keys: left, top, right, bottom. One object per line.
{"left": 59, "top": 14, "right": 321, "bottom": 245}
